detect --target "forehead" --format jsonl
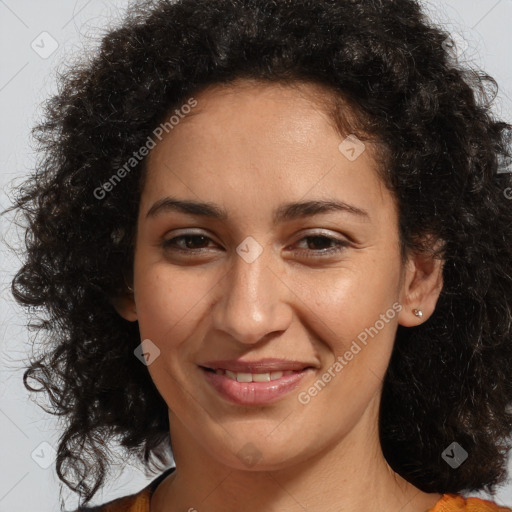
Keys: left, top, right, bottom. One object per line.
{"left": 142, "top": 79, "right": 394, "bottom": 223}
{"left": 172, "top": 79, "right": 348, "bottom": 140}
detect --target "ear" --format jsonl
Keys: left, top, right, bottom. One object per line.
{"left": 111, "top": 289, "right": 138, "bottom": 322}
{"left": 397, "top": 242, "right": 444, "bottom": 327}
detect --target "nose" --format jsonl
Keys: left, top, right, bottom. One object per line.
{"left": 211, "top": 247, "right": 293, "bottom": 345}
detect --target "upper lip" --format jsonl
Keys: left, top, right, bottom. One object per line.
{"left": 200, "top": 358, "right": 314, "bottom": 373}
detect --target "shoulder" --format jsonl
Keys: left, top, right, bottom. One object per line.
{"left": 74, "top": 467, "right": 175, "bottom": 512}
{"left": 428, "top": 493, "right": 512, "bottom": 512}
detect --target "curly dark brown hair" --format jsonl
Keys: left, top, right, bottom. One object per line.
{"left": 7, "top": 0, "right": 512, "bottom": 507}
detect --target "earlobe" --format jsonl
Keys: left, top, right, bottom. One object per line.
{"left": 111, "top": 292, "right": 138, "bottom": 322}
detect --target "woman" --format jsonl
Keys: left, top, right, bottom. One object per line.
{"left": 9, "top": 0, "right": 512, "bottom": 511}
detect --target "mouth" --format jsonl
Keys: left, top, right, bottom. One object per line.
{"left": 199, "top": 358, "right": 314, "bottom": 374}
{"left": 198, "top": 359, "right": 316, "bottom": 405}
{"left": 201, "top": 367, "right": 308, "bottom": 383}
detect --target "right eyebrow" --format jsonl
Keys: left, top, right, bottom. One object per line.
{"left": 146, "top": 197, "right": 228, "bottom": 220}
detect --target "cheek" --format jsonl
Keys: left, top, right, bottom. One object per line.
{"left": 132, "top": 262, "right": 218, "bottom": 403}
{"left": 293, "top": 255, "right": 401, "bottom": 338}
{"left": 296, "top": 269, "right": 401, "bottom": 412}
{"left": 292, "top": 257, "right": 401, "bottom": 396}
{"left": 133, "top": 260, "right": 218, "bottom": 346}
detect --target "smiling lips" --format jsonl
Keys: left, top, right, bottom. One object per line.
{"left": 200, "top": 358, "right": 315, "bottom": 405}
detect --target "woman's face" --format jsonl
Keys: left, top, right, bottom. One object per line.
{"left": 120, "top": 80, "right": 442, "bottom": 470}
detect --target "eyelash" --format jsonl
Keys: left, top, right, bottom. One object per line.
{"left": 161, "top": 233, "right": 350, "bottom": 258}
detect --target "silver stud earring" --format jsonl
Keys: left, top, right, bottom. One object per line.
{"left": 413, "top": 309, "right": 423, "bottom": 318}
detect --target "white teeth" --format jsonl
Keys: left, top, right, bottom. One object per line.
{"left": 252, "top": 373, "right": 271, "bottom": 382}
{"left": 216, "top": 369, "right": 296, "bottom": 382}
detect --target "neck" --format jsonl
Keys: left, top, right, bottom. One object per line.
{"left": 150, "top": 395, "right": 442, "bottom": 512}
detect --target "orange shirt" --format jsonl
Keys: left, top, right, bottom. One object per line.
{"left": 79, "top": 468, "right": 511, "bottom": 512}
{"left": 427, "top": 495, "right": 511, "bottom": 512}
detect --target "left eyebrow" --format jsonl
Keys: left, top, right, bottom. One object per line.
{"left": 273, "top": 199, "right": 370, "bottom": 224}
{"left": 145, "top": 197, "right": 371, "bottom": 224}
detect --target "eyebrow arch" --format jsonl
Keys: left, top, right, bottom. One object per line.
{"left": 146, "top": 197, "right": 370, "bottom": 224}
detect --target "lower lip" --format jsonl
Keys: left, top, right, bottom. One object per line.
{"left": 200, "top": 367, "right": 312, "bottom": 405}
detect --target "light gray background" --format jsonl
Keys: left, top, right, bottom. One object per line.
{"left": 1, "top": 1, "right": 511, "bottom": 511}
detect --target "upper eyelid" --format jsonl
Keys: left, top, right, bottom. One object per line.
{"left": 163, "top": 230, "right": 218, "bottom": 244}
{"left": 163, "top": 228, "right": 346, "bottom": 239}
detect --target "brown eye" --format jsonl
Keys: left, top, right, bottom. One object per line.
{"left": 292, "top": 235, "right": 350, "bottom": 259}
{"left": 162, "top": 234, "right": 216, "bottom": 252}
{"left": 304, "top": 235, "right": 337, "bottom": 250}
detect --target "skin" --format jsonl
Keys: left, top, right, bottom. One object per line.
{"left": 116, "top": 79, "right": 444, "bottom": 512}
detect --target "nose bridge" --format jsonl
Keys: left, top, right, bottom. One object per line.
{"left": 212, "top": 246, "right": 291, "bottom": 344}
